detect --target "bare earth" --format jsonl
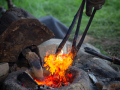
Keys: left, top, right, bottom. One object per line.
{"left": 77, "top": 35, "right": 120, "bottom": 58}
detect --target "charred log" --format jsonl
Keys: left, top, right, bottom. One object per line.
{"left": 22, "top": 48, "right": 43, "bottom": 80}
{"left": 15, "top": 66, "right": 91, "bottom": 90}
{"left": 17, "top": 71, "right": 37, "bottom": 89}
{"left": 17, "top": 70, "right": 52, "bottom": 89}
{"left": 17, "top": 45, "right": 42, "bottom": 68}
{"left": 84, "top": 47, "right": 120, "bottom": 66}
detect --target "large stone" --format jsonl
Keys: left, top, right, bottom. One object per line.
{"left": 3, "top": 70, "right": 28, "bottom": 90}
{"left": 0, "top": 7, "right": 36, "bottom": 35}
{"left": 38, "top": 38, "right": 71, "bottom": 59}
{"left": 0, "top": 63, "right": 9, "bottom": 77}
{"left": 0, "top": 63, "right": 9, "bottom": 90}
{"left": 0, "top": 19, "right": 54, "bottom": 63}
{"left": 38, "top": 44, "right": 56, "bottom": 59}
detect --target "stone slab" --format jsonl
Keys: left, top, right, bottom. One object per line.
{"left": 0, "top": 63, "right": 9, "bottom": 77}
{"left": 38, "top": 38, "right": 72, "bottom": 59}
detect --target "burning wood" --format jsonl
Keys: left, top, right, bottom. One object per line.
{"left": 34, "top": 52, "right": 73, "bottom": 88}
{"left": 18, "top": 46, "right": 73, "bottom": 88}
{"left": 17, "top": 65, "right": 85, "bottom": 89}
{"left": 22, "top": 48, "right": 43, "bottom": 80}
{"left": 17, "top": 69, "right": 54, "bottom": 89}
{"left": 17, "top": 70, "right": 37, "bottom": 89}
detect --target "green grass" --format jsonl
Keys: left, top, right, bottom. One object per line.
{"left": 89, "top": 0, "right": 120, "bottom": 39}
{"left": 1, "top": 0, "right": 120, "bottom": 39}
{"left": 0, "top": 0, "right": 120, "bottom": 57}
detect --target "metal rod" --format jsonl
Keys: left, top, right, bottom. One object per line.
{"left": 55, "top": 0, "right": 85, "bottom": 55}
{"left": 72, "top": 0, "right": 85, "bottom": 48}
{"left": 84, "top": 47, "right": 120, "bottom": 66}
{"left": 76, "top": 9, "right": 96, "bottom": 52}
{"left": 69, "top": 9, "right": 96, "bottom": 60}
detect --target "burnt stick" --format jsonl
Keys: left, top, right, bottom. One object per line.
{"left": 84, "top": 47, "right": 120, "bottom": 66}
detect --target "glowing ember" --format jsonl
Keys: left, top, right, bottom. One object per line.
{"left": 35, "top": 51, "right": 73, "bottom": 88}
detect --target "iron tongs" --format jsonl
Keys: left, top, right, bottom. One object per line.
{"left": 55, "top": 0, "right": 96, "bottom": 59}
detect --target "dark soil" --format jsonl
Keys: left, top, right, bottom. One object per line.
{"left": 82, "top": 35, "right": 120, "bottom": 59}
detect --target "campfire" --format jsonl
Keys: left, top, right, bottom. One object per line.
{"left": 1, "top": 0, "right": 120, "bottom": 90}
{"left": 31, "top": 0, "right": 97, "bottom": 87}
{"left": 34, "top": 51, "right": 73, "bottom": 88}
{"left": 16, "top": 0, "right": 93, "bottom": 88}
{"left": 0, "top": 0, "right": 97, "bottom": 89}
{"left": 17, "top": 47, "right": 75, "bottom": 89}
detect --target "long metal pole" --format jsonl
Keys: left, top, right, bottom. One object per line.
{"left": 55, "top": 0, "right": 86, "bottom": 56}
{"left": 76, "top": 9, "right": 96, "bottom": 52}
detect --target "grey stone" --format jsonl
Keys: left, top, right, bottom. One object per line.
{"left": 4, "top": 70, "right": 28, "bottom": 90}
{"left": 38, "top": 38, "right": 72, "bottom": 59}
{"left": 0, "top": 63, "right": 9, "bottom": 77}
{"left": 38, "top": 44, "right": 56, "bottom": 59}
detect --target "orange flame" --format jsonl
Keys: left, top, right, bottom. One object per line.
{"left": 35, "top": 50, "right": 73, "bottom": 88}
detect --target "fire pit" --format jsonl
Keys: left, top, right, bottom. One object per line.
{"left": 2, "top": 0, "right": 120, "bottom": 90}
{"left": 3, "top": 39, "right": 91, "bottom": 90}
{"left": 3, "top": 39, "right": 120, "bottom": 90}
{"left": 3, "top": 35, "right": 92, "bottom": 90}
{"left": 3, "top": 66, "right": 91, "bottom": 90}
